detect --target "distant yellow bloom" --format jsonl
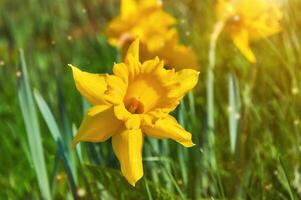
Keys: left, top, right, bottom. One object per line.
{"left": 70, "top": 39, "right": 199, "bottom": 186}
{"left": 216, "top": 0, "right": 282, "bottom": 62}
{"left": 106, "top": 0, "right": 198, "bottom": 70}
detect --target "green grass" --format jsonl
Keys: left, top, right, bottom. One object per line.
{"left": 1, "top": 0, "right": 301, "bottom": 199}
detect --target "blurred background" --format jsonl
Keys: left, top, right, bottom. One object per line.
{"left": 1, "top": 0, "right": 301, "bottom": 199}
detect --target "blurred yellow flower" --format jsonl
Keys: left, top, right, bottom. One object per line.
{"left": 70, "top": 39, "right": 199, "bottom": 186}
{"left": 106, "top": 0, "right": 198, "bottom": 70}
{"left": 216, "top": 0, "right": 282, "bottom": 62}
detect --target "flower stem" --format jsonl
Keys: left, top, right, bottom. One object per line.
{"left": 206, "top": 21, "right": 225, "bottom": 171}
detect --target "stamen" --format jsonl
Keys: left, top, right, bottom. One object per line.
{"left": 125, "top": 98, "right": 144, "bottom": 114}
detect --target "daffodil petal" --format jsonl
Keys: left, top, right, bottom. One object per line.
{"left": 142, "top": 115, "right": 194, "bottom": 147}
{"left": 167, "top": 69, "right": 199, "bottom": 99}
{"left": 72, "top": 105, "right": 122, "bottom": 148}
{"left": 216, "top": 0, "right": 236, "bottom": 20}
{"left": 158, "top": 29, "right": 199, "bottom": 70}
{"left": 248, "top": 6, "right": 282, "bottom": 40}
{"left": 121, "top": 0, "right": 161, "bottom": 17}
{"left": 124, "top": 56, "right": 140, "bottom": 81}
{"left": 113, "top": 63, "right": 129, "bottom": 84}
{"left": 124, "top": 39, "right": 141, "bottom": 80}
{"left": 125, "top": 38, "right": 140, "bottom": 63}
{"left": 237, "top": 0, "right": 267, "bottom": 19}
{"left": 114, "top": 104, "right": 132, "bottom": 121}
{"left": 125, "top": 115, "right": 141, "bottom": 130}
{"left": 112, "top": 128, "right": 144, "bottom": 186}
{"left": 86, "top": 104, "right": 110, "bottom": 116}
{"left": 69, "top": 65, "right": 108, "bottom": 105}
{"left": 165, "top": 45, "right": 199, "bottom": 70}
{"left": 121, "top": 0, "right": 137, "bottom": 17}
{"left": 232, "top": 29, "right": 256, "bottom": 63}
{"left": 114, "top": 104, "right": 141, "bottom": 130}
{"left": 140, "top": 57, "right": 163, "bottom": 74}
{"left": 105, "top": 75, "right": 127, "bottom": 105}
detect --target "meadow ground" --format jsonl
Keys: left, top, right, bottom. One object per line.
{"left": 1, "top": 0, "right": 301, "bottom": 199}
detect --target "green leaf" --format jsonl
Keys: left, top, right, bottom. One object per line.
{"left": 34, "top": 90, "right": 79, "bottom": 189}
{"left": 17, "top": 49, "right": 51, "bottom": 200}
{"left": 277, "top": 156, "right": 296, "bottom": 200}
{"left": 34, "top": 90, "right": 62, "bottom": 141}
{"left": 228, "top": 73, "right": 241, "bottom": 154}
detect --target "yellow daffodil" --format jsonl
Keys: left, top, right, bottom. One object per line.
{"left": 216, "top": 0, "right": 282, "bottom": 62}
{"left": 70, "top": 39, "right": 199, "bottom": 186}
{"left": 106, "top": 0, "right": 198, "bottom": 70}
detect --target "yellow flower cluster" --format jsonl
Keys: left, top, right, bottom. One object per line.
{"left": 70, "top": 40, "right": 199, "bottom": 186}
{"left": 106, "top": 0, "right": 198, "bottom": 70}
{"left": 216, "top": 0, "right": 282, "bottom": 62}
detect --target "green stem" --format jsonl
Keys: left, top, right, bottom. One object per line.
{"left": 206, "top": 21, "right": 225, "bottom": 171}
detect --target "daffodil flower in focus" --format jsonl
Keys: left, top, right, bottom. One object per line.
{"left": 70, "top": 39, "right": 199, "bottom": 186}
{"left": 106, "top": 0, "right": 198, "bottom": 70}
{"left": 216, "top": 0, "right": 282, "bottom": 62}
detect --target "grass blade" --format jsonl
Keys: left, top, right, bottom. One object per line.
{"left": 178, "top": 102, "right": 188, "bottom": 186}
{"left": 228, "top": 73, "right": 241, "bottom": 154}
{"left": 17, "top": 49, "right": 51, "bottom": 200}
{"left": 278, "top": 156, "right": 296, "bottom": 200}
{"left": 34, "top": 90, "right": 79, "bottom": 187}
{"left": 34, "top": 90, "right": 62, "bottom": 141}
{"left": 58, "top": 139, "right": 79, "bottom": 200}
{"left": 144, "top": 178, "right": 153, "bottom": 200}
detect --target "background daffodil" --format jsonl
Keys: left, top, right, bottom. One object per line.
{"left": 70, "top": 39, "right": 199, "bottom": 186}
{"left": 216, "top": 0, "right": 282, "bottom": 62}
{"left": 106, "top": 0, "right": 199, "bottom": 70}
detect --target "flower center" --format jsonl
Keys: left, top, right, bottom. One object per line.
{"left": 123, "top": 75, "right": 164, "bottom": 114}
{"left": 125, "top": 98, "right": 144, "bottom": 114}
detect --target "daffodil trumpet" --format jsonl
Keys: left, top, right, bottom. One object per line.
{"left": 70, "top": 39, "right": 199, "bottom": 186}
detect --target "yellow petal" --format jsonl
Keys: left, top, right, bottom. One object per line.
{"left": 114, "top": 104, "right": 141, "bottom": 130}
{"left": 124, "top": 39, "right": 141, "bottom": 80}
{"left": 125, "top": 115, "right": 141, "bottom": 130}
{"left": 140, "top": 0, "right": 160, "bottom": 8}
{"left": 121, "top": 0, "right": 137, "bottom": 17}
{"left": 231, "top": 29, "right": 256, "bottom": 63}
{"left": 104, "top": 75, "right": 127, "bottom": 105}
{"left": 165, "top": 45, "right": 199, "bottom": 70}
{"left": 142, "top": 115, "right": 194, "bottom": 147}
{"left": 69, "top": 64, "right": 108, "bottom": 105}
{"left": 140, "top": 57, "right": 163, "bottom": 74}
{"left": 236, "top": 0, "right": 267, "bottom": 19}
{"left": 114, "top": 104, "right": 132, "bottom": 121}
{"left": 112, "top": 128, "right": 144, "bottom": 186}
{"left": 113, "top": 63, "right": 129, "bottom": 84}
{"left": 106, "top": 18, "right": 132, "bottom": 47}
{"left": 248, "top": 5, "right": 282, "bottom": 40}
{"left": 121, "top": 0, "right": 159, "bottom": 17}
{"left": 156, "top": 29, "right": 199, "bottom": 70}
{"left": 72, "top": 105, "right": 122, "bottom": 148}
{"left": 216, "top": 0, "right": 236, "bottom": 21}
{"left": 125, "top": 38, "right": 140, "bottom": 63}
{"left": 166, "top": 69, "right": 199, "bottom": 99}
